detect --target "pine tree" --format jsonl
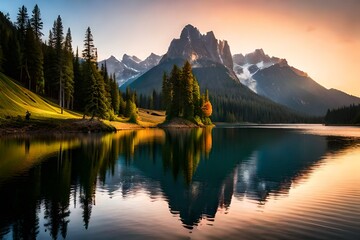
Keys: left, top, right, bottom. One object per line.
{"left": 110, "top": 75, "right": 120, "bottom": 114}
{"left": 16, "top": 5, "right": 28, "bottom": 84}
{"left": 82, "top": 27, "right": 96, "bottom": 63}
{"left": 16, "top": 5, "right": 28, "bottom": 41}
{"left": 23, "top": 20, "right": 44, "bottom": 93}
{"left": 43, "top": 30, "right": 57, "bottom": 97}
{"left": 101, "top": 61, "right": 112, "bottom": 109}
{"left": 73, "top": 47, "right": 85, "bottom": 110}
{"left": 63, "top": 28, "right": 74, "bottom": 109}
{"left": 84, "top": 64, "right": 109, "bottom": 119}
{"left": 193, "top": 76, "right": 201, "bottom": 117}
{"left": 162, "top": 72, "right": 172, "bottom": 114}
{"left": 181, "top": 61, "right": 194, "bottom": 119}
{"left": 169, "top": 65, "right": 181, "bottom": 117}
{"left": 82, "top": 27, "right": 109, "bottom": 119}
{"left": 30, "top": 4, "right": 43, "bottom": 40}
{"left": 125, "top": 98, "right": 138, "bottom": 123}
{"left": 52, "top": 16, "right": 64, "bottom": 113}
{"left": 118, "top": 91, "right": 126, "bottom": 116}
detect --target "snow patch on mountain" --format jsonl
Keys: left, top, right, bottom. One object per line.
{"left": 99, "top": 53, "right": 162, "bottom": 86}
{"left": 234, "top": 63, "right": 258, "bottom": 93}
{"left": 232, "top": 50, "right": 284, "bottom": 92}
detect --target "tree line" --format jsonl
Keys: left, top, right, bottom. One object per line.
{"left": 324, "top": 104, "right": 360, "bottom": 125}
{"left": 0, "top": 5, "right": 137, "bottom": 121}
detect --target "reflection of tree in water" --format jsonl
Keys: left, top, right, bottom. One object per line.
{"left": 162, "top": 128, "right": 213, "bottom": 184}
{"left": 42, "top": 145, "right": 71, "bottom": 239}
{"left": 0, "top": 134, "right": 126, "bottom": 239}
{"left": 128, "top": 127, "right": 216, "bottom": 228}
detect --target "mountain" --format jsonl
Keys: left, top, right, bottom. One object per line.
{"left": 233, "top": 49, "right": 360, "bottom": 116}
{"left": 125, "top": 24, "right": 240, "bottom": 93}
{"left": 233, "top": 49, "right": 284, "bottom": 92}
{"left": 98, "top": 53, "right": 161, "bottom": 86}
{"left": 163, "top": 24, "right": 233, "bottom": 70}
{"left": 127, "top": 24, "right": 307, "bottom": 123}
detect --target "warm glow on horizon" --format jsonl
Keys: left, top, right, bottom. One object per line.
{"left": 1, "top": 0, "right": 359, "bottom": 96}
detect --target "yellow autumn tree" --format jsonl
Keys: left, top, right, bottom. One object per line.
{"left": 201, "top": 101, "right": 212, "bottom": 117}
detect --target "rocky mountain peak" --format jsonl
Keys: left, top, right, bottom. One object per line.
{"left": 122, "top": 54, "right": 141, "bottom": 63}
{"left": 163, "top": 24, "right": 233, "bottom": 70}
{"left": 180, "top": 24, "right": 201, "bottom": 41}
{"left": 108, "top": 55, "right": 120, "bottom": 62}
{"left": 244, "top": 48, "right": 271, "bottom": 65}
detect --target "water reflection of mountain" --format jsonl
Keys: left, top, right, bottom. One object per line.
{"left": 124, "top": 128, "right": 329, "bottom": 228}
{"left": 0, "top": 128, "right": 356, "bottom": 238}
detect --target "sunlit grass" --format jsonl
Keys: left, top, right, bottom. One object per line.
{"left": 0, "top": 73, "right": 80, "bottom": 120}
{"left": 137, "top": 108, "right": 166, "bottom": 127}
{"left": 0, "top": 73, "right": 166, "bottom": 131}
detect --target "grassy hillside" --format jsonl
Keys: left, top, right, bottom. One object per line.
{"left": 0, "top": 73, "right": 167, "bottom": 135}
{"left": 0, "top": 73, "right": 80, "bottom": 120}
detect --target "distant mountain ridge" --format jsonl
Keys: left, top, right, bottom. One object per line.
{"left": 98, "top": 53, "right": 161, "bottom": 86}
{"left": 233, "top": 49, "right": 360, "bottom": 116}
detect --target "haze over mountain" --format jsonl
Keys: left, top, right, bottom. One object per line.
{"left": 98, "top": 53, "right": 161, "bottom": 86}
{"left": 233, "top": 49, "right": 360, "bottom": 116}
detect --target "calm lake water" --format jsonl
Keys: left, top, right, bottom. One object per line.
{"left": 0, "top": 125, "right": 359, "bottom": 239}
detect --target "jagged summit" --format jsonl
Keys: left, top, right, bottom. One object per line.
{"left": 233, "top": 49, "right": 282, "bottom": 66}
{"left": 180, "top": 24, "right": 201, "bottom": 40}
{"left": 108, "top": 55, "right": 120, "bottom": 62}
{"left": 122, "top": 54, "right": 142, "bottom": 63}
{"left": 162, "top": 24, "right": 233, "bottom": 70}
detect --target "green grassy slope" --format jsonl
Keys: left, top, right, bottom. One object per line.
{"left": 0, "top": 73, "right": 80, "bottom": 120}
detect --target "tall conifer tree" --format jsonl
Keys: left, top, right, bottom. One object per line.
{"left": 169, "top": 65, "right": 181, "bottom": 117}
{"left": 16, "top": 5, "right": 28, "bottom": 83}
{"left": 24, "top": 20, "right": 44, "bottom": 93}
{"left": 16, "top": 5, "right": 28, "bottom": 41}
{"left": 30, "top": 4, "right": 43, "bottom": 40}
{"left": 181, "top": 61, "right": 194, "bottom": 119}
{"left": 82, "top": 27, "right": 109, "bottom": 119}
{"left": 63, "top": 28, "right": 74, "bottom": 109}
{"left": 52, "top": 16, "right": 64, "bottom": 113}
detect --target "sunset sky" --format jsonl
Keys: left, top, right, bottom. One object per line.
{"left": 1, "top": 0, "right": 360, "bottom": 96}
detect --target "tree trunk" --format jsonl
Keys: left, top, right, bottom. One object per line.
{"left": 60, "top": 69, "right": 63, "bottom": 114}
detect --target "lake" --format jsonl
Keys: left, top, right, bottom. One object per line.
{"left": 0, "top": 125, "right": 359, "bottom": 239}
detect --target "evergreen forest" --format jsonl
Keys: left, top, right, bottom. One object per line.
{"left": 0, "top": 5, "right": 136, "bottom": 121}
{"left": 324, "top": 104, "right": 360, "bottom": 125}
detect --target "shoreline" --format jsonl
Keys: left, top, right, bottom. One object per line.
{"left": 0, "top": 117, "right": 209, "bottom": 137}
{"left": 5, "top": 119, "right": 351, "bottom": 137}
{"left": 0, "top": 118, "right": 117, "bottom": 137}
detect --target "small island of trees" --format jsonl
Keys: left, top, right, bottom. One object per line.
{"left": 162, "top": 61, "right": 212, "bottom": 126}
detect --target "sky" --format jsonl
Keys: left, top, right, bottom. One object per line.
{"left": 1, "top": 0, "right": 360, "bottom": 96}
